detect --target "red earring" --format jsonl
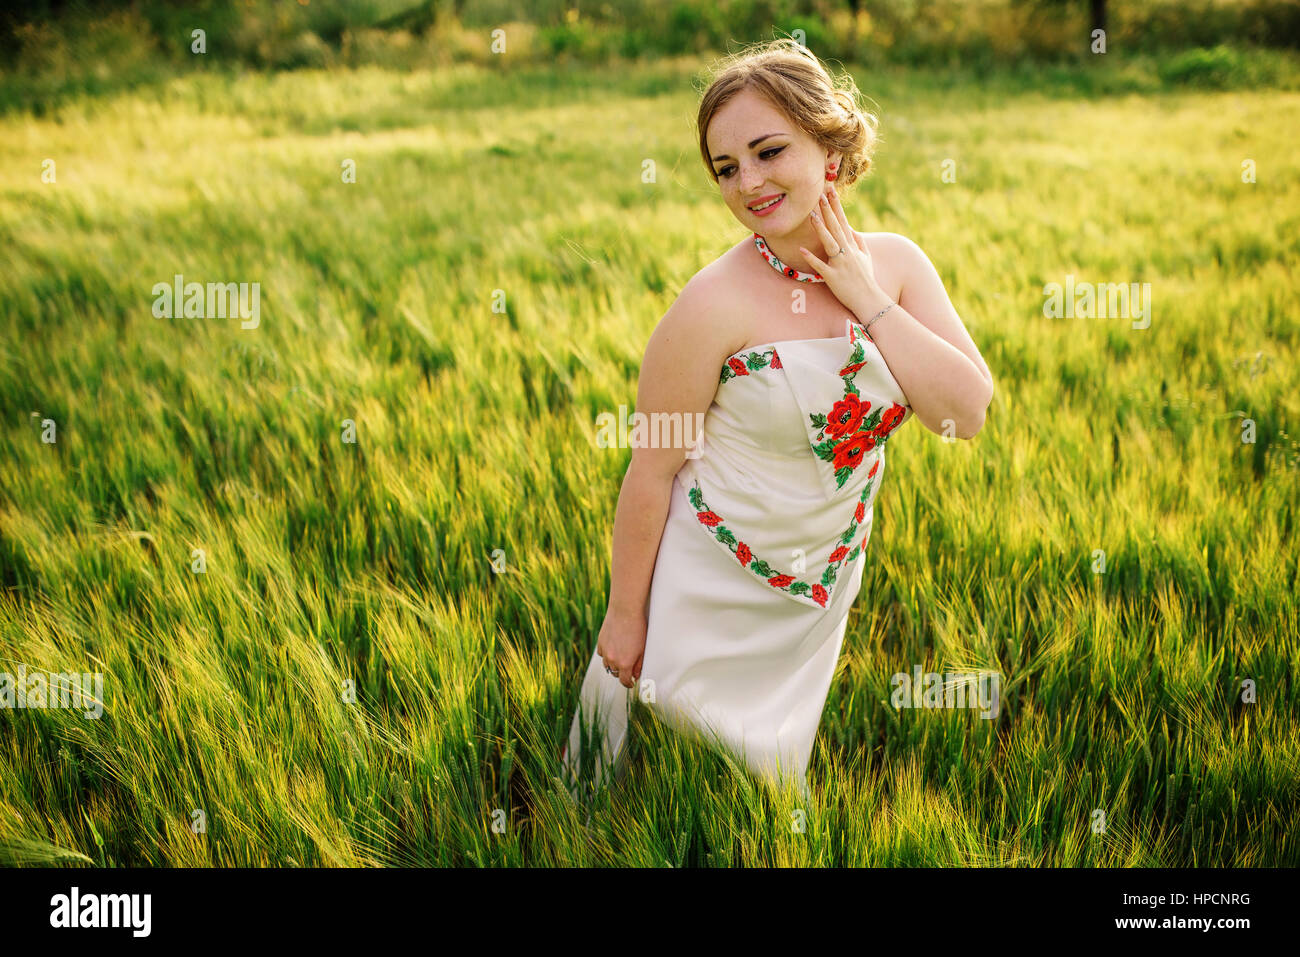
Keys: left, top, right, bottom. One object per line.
{"left": 825, "top": 165, "right": 838, "bottom": 181}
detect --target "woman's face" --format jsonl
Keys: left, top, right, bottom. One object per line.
{"left": 706, "top": 87, "right": 839, "bottom": 237}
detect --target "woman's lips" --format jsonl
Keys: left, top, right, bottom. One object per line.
{"left": 749, "top": 193, "right": 785, "bottom": 216}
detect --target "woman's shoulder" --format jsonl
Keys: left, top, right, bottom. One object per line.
{"left": 671, "top": 238, "right": 749, "bottom": 305}
{"left": 854, "top": 230, "right": 923, "bottom": 292}
{"left": 693, "top": 235, "right": 751, "bottom": 278}
{"left": 854, "top": 229, "right": 915, "bottom": 250}
{"left": 855, "top": 230, "right": 924, "bottom": 263}
{"left": 651, "top": 244, "right": 752, "bottom": 357}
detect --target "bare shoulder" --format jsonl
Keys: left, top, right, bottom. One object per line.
{"left": 650, "top": 246, "right": 749, "bottom": 356}
{"left": 854, "top": 229, "right": 921, "bottom": 263}
{"left": 628, "top": 250, "right": 750, "bottom": 478}
{"left": 840, "top": 230, "right": 915, "bottom": 300}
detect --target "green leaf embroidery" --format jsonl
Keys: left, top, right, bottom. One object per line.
{"left": 719, "top": 347, "right": 777, "bottom": 385}
{"left": 686, "top": 356, "right": 887, "bottom": 607}
{"left": 845, "top": 341, "right": 865, "bottom": 368}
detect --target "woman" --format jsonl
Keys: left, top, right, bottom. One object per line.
{"left": 561, "top": 39, "right": 993, "bottom": 804}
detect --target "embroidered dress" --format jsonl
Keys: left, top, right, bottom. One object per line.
{"left": 561, "top": 315, "right": 912, "bottom": 802}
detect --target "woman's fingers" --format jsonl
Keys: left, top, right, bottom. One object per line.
{"left": 814, "top": 194, "right": 845, "bottom": 251}
{"left": 828, "top": 187, "right": 854, "bottom": 240}
{"left": 602, "top": 650, "right": 634, "bottom": 686}
{"left": 799, "top": 245, "right": 826, "bottom": 273}
{"left": 827, "top": 190, "right": 871, "bottom": 272}
{"left": 811, "top": 208, "right": 843, "bottom": 257}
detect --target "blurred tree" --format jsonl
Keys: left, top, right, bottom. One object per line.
{"left": 843, "top": 0, "right": 866, "bottom": 44}
{"left": 1092, "top": 0, "right": 1107, "bottom": 34}
{"left": 374, "top": 0, "right": 447, "bottom": 32}
{"left": 1015, "top": 0, "right": 1107, "bottom": 36}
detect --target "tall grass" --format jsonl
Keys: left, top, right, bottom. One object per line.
{"left": 5, "top": 0, "right": 1300, "bottom": 115}
{"left": 0, "top": 51, "right": 1297, "bottom": 865}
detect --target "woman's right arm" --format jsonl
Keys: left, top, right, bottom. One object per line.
{"left": 597, "top": 272, "right": 745, "bottom": 688}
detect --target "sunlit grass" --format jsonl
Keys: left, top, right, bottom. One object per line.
{"left": 0, "top": 53, "right": 1297, "bottom": 866}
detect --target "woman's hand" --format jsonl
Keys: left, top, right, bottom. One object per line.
{"left": 800, "top": 184, "right": 883, "bottom": 310}
{"left": 597, "top": 607, "right": 647, "bottom": 690}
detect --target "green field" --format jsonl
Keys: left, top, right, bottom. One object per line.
{"left": 1, "top": 51, "right": 1298, "bottom": 866}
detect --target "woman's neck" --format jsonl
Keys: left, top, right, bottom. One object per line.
{"left": 755, "top": 219, "right": 838, "bottom": 278}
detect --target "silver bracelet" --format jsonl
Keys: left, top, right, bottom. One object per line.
{"left": 865, "top": 301, "right": 895, "bottom": 338}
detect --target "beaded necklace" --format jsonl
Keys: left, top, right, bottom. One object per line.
{"left": 753, "top": 232, "right": 824, "bottom": 283}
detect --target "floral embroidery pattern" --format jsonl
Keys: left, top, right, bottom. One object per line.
{"left": 688, "top": 459, "right": 880, "bottom": 608}
{"left": 753, "top": 233, "right": 823, "bottom": 282}
{"left": 719, "top": 346, "right": 781, "bottom": 384}
{"left": 808, "top": 335, "right": 908, "bottom": 489}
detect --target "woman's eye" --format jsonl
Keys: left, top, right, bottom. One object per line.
{"left": 719, "top": 146, "right": 785, "bottom": 178}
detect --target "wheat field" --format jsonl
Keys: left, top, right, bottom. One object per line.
{"left": 0, "top": 51, "right": 1297, "bottom": 866}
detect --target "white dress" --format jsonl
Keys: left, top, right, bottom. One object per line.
{"left": 561, "top": 315, "right": 913, "bottom": 803}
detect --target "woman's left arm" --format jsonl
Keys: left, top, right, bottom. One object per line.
{"left": 848, "top": 233, "right": 993, "bottom": 439}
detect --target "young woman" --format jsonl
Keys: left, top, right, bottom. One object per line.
{"left": 561, "top": 38, "right": 993, "bottom": 804}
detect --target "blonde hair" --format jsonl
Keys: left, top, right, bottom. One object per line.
{"left": 696, "top": 38, "right": 881, "bottom": 190}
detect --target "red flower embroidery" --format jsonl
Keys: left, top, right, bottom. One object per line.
{"left": 719, "top": 346, "right": 779, "bottom": 384}
{"left": 832, "top": 433, "right": 875, "bottom": 470}
{"left": 873, "top": 404, "right": 906, "bottom": 437}
{"left": 807, "top": 337, "right": 908, "bottom": 488}
{"left": 692, "top": 328, "right": 907, "bottom": 604}
{"left": 826, "top": 393, "right": 869, "bottom": 438}
{"left": 689, "top": 477, "right": 877, "bottom": 607}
